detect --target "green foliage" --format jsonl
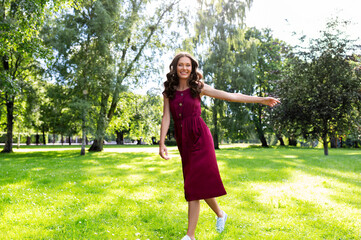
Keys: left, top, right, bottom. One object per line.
{"left": 1, "top": 146, "right": 361, "bottom": 239}
{"left": 45, "top": 0, "right": 184, "bottom": 151}
{"left": 274, "top": 19, "right": 361, "bottom": 155}
{"left": 244, "top": 28, "right": 290, "bottom": 146}
{"left": 0, "top": 0, "right": 69, "bottom": 152}
{"left": 108, "top": 89, "right": 162, "bottom": 144}
{"left": 189, "top": 0, "right": 255, "bottom": 147}
{"left": 41, "top": 83, "right": 83, "bottom": 138}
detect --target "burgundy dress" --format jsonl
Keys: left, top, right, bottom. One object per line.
{"left": 169, "top": 88, "right": 227, "bottom": 201}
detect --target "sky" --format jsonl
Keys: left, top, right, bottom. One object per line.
{"left": 245, "top": 0, "right": 361, "bottom": 45}
{"left": 135, "top": 0, "right": 361, "bottom": 94}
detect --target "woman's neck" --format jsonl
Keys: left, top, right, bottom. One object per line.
{"left": 178, "top": 79, "right": 188, "bottom": 91}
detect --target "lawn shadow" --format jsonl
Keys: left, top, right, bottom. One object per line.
{"left": 217, "top": 146, "right": 361, "bottom": 210}
{"left": 0, "top": 150, "right": 188, "bottom": 239}
{"left": 0, "top": 150, "right": 181, "bottom": 188}
{"left": 2, "top": 147, "right": 361, "bottom": 239}
{"left": 216, "top": 147, "right": 296, "bottom": 183}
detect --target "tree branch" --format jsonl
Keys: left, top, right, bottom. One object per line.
{"left": 12, "top": 53, "right": 22, "bottom": 79}
{"left": 123, "top": 0, "right": 180, "bottom": 80}
{"left": 107, "top": 0, "right": 180, "bottom": 120}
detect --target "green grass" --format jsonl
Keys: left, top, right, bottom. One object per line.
{"left": 1, "top": 146, "right": 361, "bottom": 239}
{"left": 9, "top": 144, "right": 160, "bottom": 149}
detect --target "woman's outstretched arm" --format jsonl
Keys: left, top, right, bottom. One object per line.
{"left": 201, "top": 83, "right": 280, "bottom": 107}
{"left": 159, "top": 94, "right": 171, "bottom": 160}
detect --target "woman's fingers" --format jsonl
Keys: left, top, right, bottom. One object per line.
{"left": 159, "top": 146, "right": 170, "bottom": 160}
{"left": 265, "top": 97, "right": 280, "bottom": 107}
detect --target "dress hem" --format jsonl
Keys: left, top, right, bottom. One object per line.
{"left": 185, "top": 192, "right": 227, "bottom": 202}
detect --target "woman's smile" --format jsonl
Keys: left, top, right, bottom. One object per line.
{"left": 177, "top": 56, "right": 192, "bottom": 80}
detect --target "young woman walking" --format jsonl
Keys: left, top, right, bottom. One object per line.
{"left": 159, "top": 52, "right": 280, "bottom": 240}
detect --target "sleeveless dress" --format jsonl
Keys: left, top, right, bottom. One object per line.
{"left": 169, "top": 88, "right": 227, "bottom": 201}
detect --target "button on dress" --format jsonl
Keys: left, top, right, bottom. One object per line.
{"left": 169, "top": 88, "right": 227, "bottom": 201}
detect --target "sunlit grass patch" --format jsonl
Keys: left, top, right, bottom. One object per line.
{"left": 0, "top": 146, "right": 360, "bottom": 239}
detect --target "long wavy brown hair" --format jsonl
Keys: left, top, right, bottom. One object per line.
{"left": 163, "top": 52, "right": 204, "bottom": 99}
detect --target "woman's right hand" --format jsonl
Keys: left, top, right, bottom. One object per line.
{"left": 159, "top": 144, "right": 170, "bottom": 160}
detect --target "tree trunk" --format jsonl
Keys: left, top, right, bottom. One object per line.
{"left": 254, "top": 105, "right": 268, "bottom": 147}
{"left": 53, "top": 134, "right": 56, "bottom": 144}
{"left": 42, "top": 126, "right": 46, "bottom": 145}
{"left": 323, "top": 134, "right": 329, "bottom": 156}
{"left": 330, "top": 136, "right": 337, "bottom": 148}
{"left": 276, "top": 133, "right": 285, "bottom": 146}
{"left": 116, "top": 130, "right": 124, "bottom": 145}
{"left": 89, "top": 94, "right": 108, "bottom": 152}
{"left": 2, "top": 55, "right": 14, "bottom": 153}
{"left": 35, "top": 134, "right": 40, "bottom": 145}
{"left": 17, "top": 132, "right": 20, "bottom": 149}
{"left": 26, "top": 136, "right": 31, "bottom": 145}
{"left": 254, "top": 118, "right": 268, "bottom": 147}
{"left": 68, "top": 136, "right": 71, "bottom": 145}
{"left": 137, "top": 138, "right": 142, "bottom": 145}
{"left": 89, "top": 138, "right": 104, "bottom": 151}
{"left": 2, "top": 98, "right": 14, "bottom": 153}
{"left": 81, "top": 114, "right": 86, "bottom": 155}
{"left": 258, "top": 130, "right": 268, "bottom": 147}
{"left": 288, "top": 137, "right": 297, "bottom": 146}
{"left": 61, "top": 134, "right": 64, "bottom": 145}
{"left": 212, "top": 102, "right": 220, "bottom": 150}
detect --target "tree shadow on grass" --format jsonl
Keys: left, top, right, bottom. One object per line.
{"left": 26, "top": 193, "right": 188, "bottom": 240}
{"left": 2, "top": 148, "right": 361, "bottom": 239}
{"left": 0, "top": 150, "right": 181, "bottom": 187}
{"left": 0, "top": 150, "right": 188, "bottom": 239}
{"left": 217, "top": 146, "right": 361, "bottom": 210}
{"left": 216, "top": 147, "right": 296, "bottom": 183}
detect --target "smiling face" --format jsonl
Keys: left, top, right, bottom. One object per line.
{"left": 177, "top": 56, "right": 192, "bottom": 80}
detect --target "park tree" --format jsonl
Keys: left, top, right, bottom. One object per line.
{"left": 129, "top": 89, "right": 163, "bottom": 144}
{"left": 245, "top": 28, "right": 289, "bottom": 147}
{"left": 107, "top": 91, "right": 135, "bottom": 145}
{"left": 10, "top": 80, "right": 38, "bottom": 147}
{"left": 0, "top": 0, "right": 67, "bottom": 153}
{"left": 108, "top": 89, "right": 162, "bottom": 145}
{"left": 40, "top": 82, "right": 81, "bottom": 145}
{"left": 46, "top": 0, "right": 183, "bottom": 152}
{"left": 345, "top": 54, "right": 361, "bottom": 147}
{"left": 273, "top": 53, "right": 311, "bottom": 146}
{"left": 191, "top": 0, "right": 255, "bottom": 149}
{"left": 275, "top": 20, "right": 361, "bottom": 155}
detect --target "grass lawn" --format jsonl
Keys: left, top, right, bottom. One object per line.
{"left": 1, "top": 146, "right": 361, "bottom": 239}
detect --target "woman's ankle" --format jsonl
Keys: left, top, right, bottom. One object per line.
{"left": 186, "top": 233, "right": 195, "bottom": 240}
{"left": 216, "top": 209, "right": 224, "bottom": 218}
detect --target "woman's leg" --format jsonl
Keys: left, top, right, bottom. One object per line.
{"left": 204, "top": 198, "right": 223, "bottom": 217}
{"left": 186, "top": 200, "right": 200, "bottom": 239}
{"left": 205, "top": 197, "right": 227, "bottom": 233}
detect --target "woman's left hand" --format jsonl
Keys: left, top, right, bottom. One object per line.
{"left": 261, "top": 97, "right": 281, "bottom": 107}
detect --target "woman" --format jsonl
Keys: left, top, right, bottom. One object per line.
{"left": 159, "top": 52, "right": 280, "bottom": 240}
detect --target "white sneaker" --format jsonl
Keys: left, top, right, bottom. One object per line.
{"left": 216, "top": 210, "right": 227, "bottom": 233}
{"left": 181, "top": 235, "right": 194, "bottom": 240}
